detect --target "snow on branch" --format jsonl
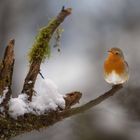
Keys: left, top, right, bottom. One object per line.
{"left": 8, "top": 79, "right": 81, "bottom": 119}
{"left": 0, "top": 85, "right": 122, "bottom": 140}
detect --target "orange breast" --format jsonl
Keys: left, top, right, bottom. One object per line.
{"left": 104, "top": 54, "right": 125, "bottom": 74}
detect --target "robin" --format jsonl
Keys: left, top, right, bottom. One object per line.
{"left": 104, "top": 47, "right": 129, "bottom": 85}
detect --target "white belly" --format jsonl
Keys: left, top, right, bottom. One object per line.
{"left": 104, "top": 70, "right": 129, "bottom": 85}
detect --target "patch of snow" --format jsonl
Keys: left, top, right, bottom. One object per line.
{"left": 30, "top": 78, "right": 65, "bottom": 115}
{"left": 8, "top": 94, "right": 31, "bottom": 119}
{"left": 28, "top": 81, "right": 33, "bottom": 84}
{"left": 8, "top": 78, "right": 65, "bottom": 119}
{"left": 0, "top": 87, "right": 9, "bottom": 104}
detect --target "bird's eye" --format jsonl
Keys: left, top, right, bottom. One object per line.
{"left": 115, "top": 52, "right": 119, "bottom": 55}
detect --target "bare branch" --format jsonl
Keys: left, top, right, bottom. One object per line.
{"left": 59, "top": 85, "right": 123, "bottom": 118}
{"left": 0, "top": 39, "right": 15, "bottom": 112}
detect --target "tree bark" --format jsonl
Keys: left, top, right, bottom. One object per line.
{"left": 0, "top": 39, "right": 15, "bottom": 112}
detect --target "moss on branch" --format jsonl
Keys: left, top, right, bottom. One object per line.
{"left": 28, "top": 8, "right": 72, "bottom": 63}
{"left": 28, "top": 23, "right": 52, "bottom": 63}
{"left": 22, "top": 7, "right": 72, "bottom": 100}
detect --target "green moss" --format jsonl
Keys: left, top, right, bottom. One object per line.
{"left": 28, "top": 29, "right": 50, "bottom": 63}
{"left": 27, "top": 14, "right": 64, "bottom": 63}
{"left": 28, "top": 18, "right": 58, "bottom": 63}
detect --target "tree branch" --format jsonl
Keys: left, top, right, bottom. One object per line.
{"left": 0, "top": 39, "right": 15, "bottom": 112}
{"left": 59, "top": 84, "right": 123, "bottom": 118}
{"left": 0, "top": 85, "right": 122, "bottom": 140}
{"left": 22, "top": 7, "right": 72, "bottom": 101}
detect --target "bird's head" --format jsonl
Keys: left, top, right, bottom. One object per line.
{"left": 108, "top": 47, "right": 124, "bottom": 59}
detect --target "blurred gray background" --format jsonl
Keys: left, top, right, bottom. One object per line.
{"left": 0, "top": 0, "right": 140, "bottom": 140}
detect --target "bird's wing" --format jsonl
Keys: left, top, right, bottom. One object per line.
{"left": 124, "top": 61, "right": 129, "bottom": 73}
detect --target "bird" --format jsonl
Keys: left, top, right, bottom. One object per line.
{"left": 104, "top": 47, "right": 129, "bottom": 85}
